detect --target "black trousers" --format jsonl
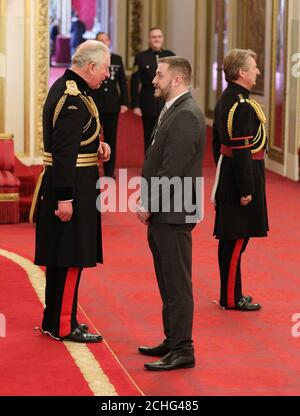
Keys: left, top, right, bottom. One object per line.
{"left": 42, "top": 266, "right": 83, "bottom": 338}
{"left": 218, "top": 238, "right": 249, "bottom": 308}
{"left": 142, "top": 115, "right": 157, "bottom": 153}
{"left": 147, "top": 222, "right": 195, "bottom": 352}
{"left": 99, "top": 112, "right": 119, "bottom": 177}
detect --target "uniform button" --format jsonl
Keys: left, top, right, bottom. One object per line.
{"left": 104, "top": 88, "right": 108, "bottom": 92}
{"left": 104, "top": 80, "right": 108, "bottom": 84}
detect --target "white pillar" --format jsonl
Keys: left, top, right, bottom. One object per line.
{"left": 5, "top": 0, "right": 25, "bottom": 154}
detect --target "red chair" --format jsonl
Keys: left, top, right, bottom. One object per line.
{"left": 0, "top": 134, "right": 20, "bottom": 223}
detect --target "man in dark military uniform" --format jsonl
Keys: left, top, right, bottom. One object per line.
{"left": 92, "top": 32, "right": 129, "bottom": 178}
{"left": 131, "top": 28, "right": 175, "bottom": 151}
{"left": 212, "top": 48, "right": 269, "bottom": 311}
{"left": 32, "top": 40, "right": 111, "bottom": 342}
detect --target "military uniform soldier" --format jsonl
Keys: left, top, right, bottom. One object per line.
{"left": 92, "top": 32, "right": 129, "bottom": 178}
{"left": 212, "top": 49, "right": 269, "bottom": 311}
{"left": 131, "top": 28, "right": 175, "bottom": 151}
{"left": 32, "top": 40, "right": 111, "bottom": 342}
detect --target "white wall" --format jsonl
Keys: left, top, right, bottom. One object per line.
{"left": 5, "top": 0, "right": 25, "bottom": 154}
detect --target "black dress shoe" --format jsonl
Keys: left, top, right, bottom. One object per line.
{"left": 138, "top": 342, "right": 170, "bottom": 357}
{"left": 144, "top": 351, "right": 195, "bottom": 371}
{"left": 235, "top": 298, "right": 261, "bottom": 311}
{"left": 62, "top": 327, "right": 103, "bottom": 343}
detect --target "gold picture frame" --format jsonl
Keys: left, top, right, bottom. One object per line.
{"left": 126, "top": 0, "right": 143, "bottom": 70}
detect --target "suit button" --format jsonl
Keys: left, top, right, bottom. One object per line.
{"left": 104, "top": 80, "right": 108, "bottom": 84}
{"left": 104, "top": 88, "right": 108, "bottom": 92}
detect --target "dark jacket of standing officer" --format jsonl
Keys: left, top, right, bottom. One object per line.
{"left": 212, "top": 81, "right": 269, "bottom": 240}
{"left": 91, "top": 32, "right": 129, "bottom": 177}
{"left": 130, "top": 28, "right": 175, "bottom": 151}
{"left": 92, "top": 53, "right": 129, "bottom": 113}
{"left": 35, "top": 68, "right": 102, "bottom": 267}
{"left": 131, "top": 48, "right": 175, "bottom": 117}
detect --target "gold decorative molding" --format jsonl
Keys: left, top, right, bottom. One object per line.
{"left": 0, "top": 132, "right": 13, "bottom": 139}
{"left": 126, "top": 0, "right": 143, "bottom": 69}
{"left": 0, "top": 0, "right": 6, "bottom": 132}
{"left": 0, "top": 193, "right": 19, "bottom": 202}
{"left": 268, "top": 0, "right": 288, "bottom": 164}
{"left": 149, "top": 0, "right": 167, "bottom": 34}
{"left": 35, "top": 0, "right": 49, "bottom": 156}
{"left": 194, "top": 0, "right": 200, "bottom": 89}
{"left": 237, "top": 0, "right": 266, "bottom": 95}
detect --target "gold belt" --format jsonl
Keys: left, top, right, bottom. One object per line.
{"left": 29, "top": 152, "right": 99, "bottom": 224}
{"left": 43, "top": 152, "right": 99, "bottom": 167}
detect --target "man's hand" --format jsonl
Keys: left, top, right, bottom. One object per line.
{"left": 98, "top": 142, "right": 111, "bottom": 162}
{"left": 120, "top": 105, "right": 128, "bottom": 114}
{"left": 136, "top": 205, "right": 151, "bottom": 225}
{"left": 240, "top": 195, "right": 252, "bottom": 206}
{"left": 133, "top": 107, "right": 142, "bottom": 117}
{"left": 55, "top": 201, "right": 73, "bottom": 222}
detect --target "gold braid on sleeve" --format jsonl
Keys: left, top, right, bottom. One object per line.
{"left": 227, "top": 96, "right": 267, "bottom": 154}
{"left": 53, "top": 95, "right": 68, "bottom": 128}
{"left": 79, "top": 95, "right": 101, "bottom": 147}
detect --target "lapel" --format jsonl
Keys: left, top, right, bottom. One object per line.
{"left": 151, "top": 92, "right": 192, "bottom": 141}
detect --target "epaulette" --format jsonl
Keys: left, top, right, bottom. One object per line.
{"left": 64, "top": 80, "right": 82, "bottom": 96}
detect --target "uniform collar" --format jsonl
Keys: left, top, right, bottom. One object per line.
{"left": 151, "top": 48, "right": 163, "bottom": 53}
{"left": 64, "top": 68, "right": 89, "bottom": 94}
{"left": 228, "top": 81, "right": 250, "bottom": 98}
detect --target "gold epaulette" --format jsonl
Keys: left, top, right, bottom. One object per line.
{"left": 52, "top": 85, "right": 101, "bottom": 147}
{"left": 64, "top": 80, "right": 81, "bottom": 96}
{"left": 227, "top": 95, "right": 267, "bottom": 154}
{"left": 53, "top": 81, "right": 82, "bottom": 127}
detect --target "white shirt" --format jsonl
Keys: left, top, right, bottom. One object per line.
{"left": 165, "top": 90, "right": 190, "bottom": 110}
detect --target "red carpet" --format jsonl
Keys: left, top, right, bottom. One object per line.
{"left": 0, "top": 255, "right": 92, "bottom": 396}
{"left": 1, "top": 158, "right": 300, "bottom": 395}
{"left": 2, "top": 67, "right": 299, "bottom": 394}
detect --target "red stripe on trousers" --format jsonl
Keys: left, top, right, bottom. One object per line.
{"left": 59, "top": 268, "right": 79, "bottom": 337}
{"left": 227, "top": 239, "right": 244, "bottom": 308}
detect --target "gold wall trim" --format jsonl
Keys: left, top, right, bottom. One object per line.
{"left": 0, "top": 0, "right": 6, "bottom": 132}
{"left": 149, "top": 0, "right": 167, "bottom": 34}
{"left": 194, "top": 0, "right": 200, "bottom": 89}
{"left": 0, "top": 132, "right": 13, "bottom": 138}
{"left": 0, "top": 193, "right": 19, "bottom": 202}
{"left": 268, "top": 0, "right": 289, "bottom": 164}
{"left": 237, "top": 0, "right": 266, "bottom": 95}
{"left": 126, "top": 0, "right": 143, "bottom": 69}
{"left": 35, "top": 0, "right": 49, "bottom": 156}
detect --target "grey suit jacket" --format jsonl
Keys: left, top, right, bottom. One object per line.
{"left": 141, "top": 91, "right": 206, "bottom": 224}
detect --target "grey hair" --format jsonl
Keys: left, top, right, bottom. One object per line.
{"left": 223, "top": 48, "right": 257, "bottom": 83}
{"left": 72, "top": 40, "right": 110, "bottom": 67}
